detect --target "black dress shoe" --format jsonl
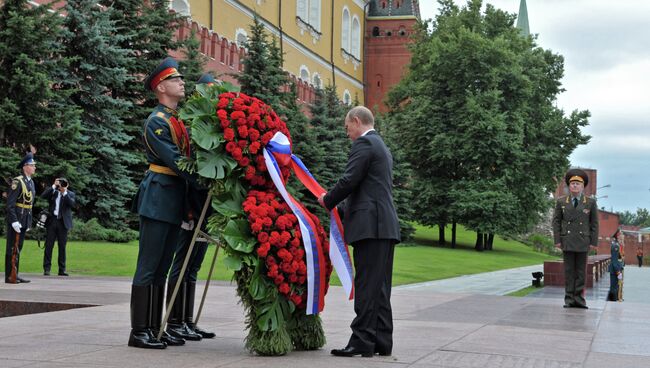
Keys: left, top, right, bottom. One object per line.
{"left": 58, "top": 272, "right": 69, "bottom": 276}
{"left": 17, "top": 277, "right": 30, "bottom": 283}
{"left": 331, "top": 346, "right": 373, "bottom": 357}
{"left": 128, "top": 329, "right": 167, "bottom": 349}
{"left": 156, "top": 330, "right": 185, "bottom": 346}
{"left": 563, "top": 304, "right": 572, "bottom": 308}
{"left": 187, "top": 323, "right": 216, "bottom": 339}
{"left": 44, "top": 271, "right": 50, "bottom": 276}
{"left": 167, "top": 323, "right": 202, "bottom": 341}
{"left": 573, "top": 304, "right": 588, "bottom": 309}
{"left": 375, "top": 349, "right": 392, "bottom": 356}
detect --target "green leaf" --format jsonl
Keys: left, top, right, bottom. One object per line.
{"left": 222, "top": 219, "right": 256, "bottom": 253}
{"left": 196, "top": 150, "right": 237, "bottom": 179}
{"left": 256, "top": 297, "right": 293, "bottom": 332}
{"left": 213, "top": 192, "right": 244, "bottom": 218}
{"left": 223, "top": 254, "right": 243, "bottom": 271}
{"left": 191, "top": 118, "right": 223, "bottom": 150}
{"left": 248, "top": 273, "right": 269, "bottom": 301}
{"left": 179, "top": 96, "right": 215, "bottom": 120}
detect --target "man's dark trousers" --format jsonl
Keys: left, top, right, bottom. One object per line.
{"left": 563, "top": 251, "right": 588, "bottom": 306}
{"left": 43, "top": 217, "right": 68, "bottom": 274}
{"left": 348, "top": 238, "right": 395, "bottom": 354}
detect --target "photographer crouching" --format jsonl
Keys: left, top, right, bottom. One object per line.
{"left": 41, "top": 177, "right": 75, "bottom": 276}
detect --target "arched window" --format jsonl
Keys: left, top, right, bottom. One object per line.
{"left": 309, "top": 0, "right": 321, "bottom": 32}
{"left": 343, "top": 90, "right": 352, "bottom": 105}
{"left": 300, "top": 65, "right": 310, "bottom": 82}
{"left": 341, "top": 8, "right": 350, "bottom": 51}
{"left": 170, "top": 0, "right": 190, "bottom": 16}
{"left": 235, "top": 28, "right": 248, "bottom": 48}
{"left": 312, "top": 73, "right": 322, "bottom": 89}
{"left": 351, "top": 16, "right": 360, "bottom": 58}
{"left": 297, "top": 0, "right": 307, "bottom": 20}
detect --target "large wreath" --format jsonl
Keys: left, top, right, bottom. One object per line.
{"left": 179, "top": 83, "right": 337, "bottom": 355}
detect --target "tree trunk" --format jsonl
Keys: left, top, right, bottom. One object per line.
{"left": 487, "top": 233, "right": 495, "bottom": 250}
{"left": 451, "top": 221, "right": 457, "bottom": 248}
{"left": 439, "top": 223, "right": 446, "bottom": 246}
{"left": 475, "top": 232, "right": 484, "bottom": 251}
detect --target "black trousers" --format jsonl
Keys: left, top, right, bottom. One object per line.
{"left": 169, "top": 228, "right": 209, "bottom": 283}
{"left": 563, "top": 251, "right": 588, "bottom": 306}
{"left": 5, "top": 224, "right": 26, "bottom": 281}
{"left": 348, "top": 238, "right": 395, "bottom": 353}
{"left": 43, "top": 218, "right": 68, "bottom": 273}
{"left": 132, "top": 216, "right": 180, "bottom": 286}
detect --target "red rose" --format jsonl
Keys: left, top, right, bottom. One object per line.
{"left": 223, "top": 128, "right": 235, "bottom": 141}
{"left": 217, "top": 99, "right": 230, "bottom": 109}
{"left": 257, "top": 232, "right": 269, "bottom": 243}
{"left": 225, "top": 141, "right": 236, "bottom": 153}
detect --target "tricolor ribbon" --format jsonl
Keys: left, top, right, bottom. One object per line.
{"left": 264, "top": 132, "right": 355, "bottom": 314}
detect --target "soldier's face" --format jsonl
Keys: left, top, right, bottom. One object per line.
{"left": 23, "top": 164, "right": 36, "bottom": 176}
{"left": 159, "top": 77, "right": 185, "bottom": 99}
{"left": 569, "top": 181, "right": 584, "bottom": 195}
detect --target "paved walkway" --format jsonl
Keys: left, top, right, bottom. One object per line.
{"left": 1, "top": 268, "right": 649, "bottom": 367}
{"left": 396, "top": 265, "right": 542, "bottom": 295}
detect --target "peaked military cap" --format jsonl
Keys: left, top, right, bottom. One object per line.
{"left": 197, "top": 73, "right": 217, "bottom": 85}
{"left": 17, "top": 152, "right": 36, "bottom": 169}
{"left": 565, "top": 168, "right": 589, "bottom": 186}
{"left": 144, "top": 57, "right": 183, "bottom": 91}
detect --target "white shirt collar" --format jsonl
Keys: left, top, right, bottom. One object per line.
{"left": 361, "top": 128, "right": 375, "bottom": 137}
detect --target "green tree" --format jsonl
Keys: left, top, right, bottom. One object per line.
{"left": 179, "top": 28, "right": 208, "bottom": 92}
{"left": 387, "top": 0, "right": 590, "bottom": 249}
{"left": 0, "top": 0, "right": 84, "bottom": 208}
{"left": 237, "top": 16, "right": 288, "bottom": 114}
{"left": 59, "top": 0, "right": 137, "bottom": 228}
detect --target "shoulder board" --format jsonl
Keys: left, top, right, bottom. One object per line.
{"left": 155, "top": 111, "right": 170, "bottom": 122}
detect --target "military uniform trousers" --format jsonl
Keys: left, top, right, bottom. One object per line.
{"left": 348, "top": 238, "right": 395, "bottom": 354}
{"left": 133, "top": 217, "right": 180, "bottom": 287}
{"left": 5, "top": 224, "right": 26, "bottom": 282}
{"left": 563, "top": 251, "right": 588, "bottom": 307}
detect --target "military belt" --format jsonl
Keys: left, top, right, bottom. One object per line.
{"left": 149, "top": 164, "right": 178, "bottom": 176}
{"left": 16, "top": 203, "right": 32, "bottom": 209}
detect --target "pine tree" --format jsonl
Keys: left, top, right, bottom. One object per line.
{"left": 179, "top": 28, "right": 208, "bottom": 92}
{"left": 237, "top": 16, "right": 288, "bottom": 114}
{"left": 0, "top": 0, "right": 84, "bottom": 206}
{"left": 59, "top": 0, "right": 137, "bottom": 228}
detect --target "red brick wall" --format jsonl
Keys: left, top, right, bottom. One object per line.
{"left": 596, "top": 210, "right": 620, "bottom": 255}
{"left": 365, "top": 17, "right": 417, "bottom": 113}
{"left": 554, "top": 168, "right": 598, "bottom": 198}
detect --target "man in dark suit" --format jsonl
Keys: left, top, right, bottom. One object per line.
{"left": 318, "top": 106, "right": 401, "bottom": 357}
{"left": 128, "top": 57, "right": 197, "bottom": 349}
{"left": 552, "top": 168, "right": 599, "bottom": 309}
{"left": 5, "top": 153, "right": 37, "bottom": 284}
{"left": 41, "top": 177, "right": 75, "bottom": 276}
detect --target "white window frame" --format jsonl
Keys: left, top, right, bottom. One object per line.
{"left": 312, "top": 73, "right": 322, "bottom": 89}
{"left": 343, "top": 89, "right": 352, "bottom": 105}
{"left": 342, "top": 7, "right": 351, "bottom": 52}
{"left": 299, "top": 65, "right": 310, "bottom": 82}
{"left": 169, "top": 0, "right": 191, "bottom": 16}
{"left": 351, "top": 15, "right": 361, "bottom": 58}
{"left": 235, "top": 28, "right": 248, "bottom": 48}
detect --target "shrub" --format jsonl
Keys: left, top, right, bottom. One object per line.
{"left": 68, "top": 218, "right": 137, "bottom": 242}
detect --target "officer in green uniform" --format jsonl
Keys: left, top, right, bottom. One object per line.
{"left": 5, "top": 153, "right": 37, "bottom": 284}
{"left": 552, "top": 168, "right": 599, "bottom": 309}
{"left": 166, "top": 74, "right": 218, "bottom": 341}
{"left": 128, "top": 57, "right": 197, "bottom": 349}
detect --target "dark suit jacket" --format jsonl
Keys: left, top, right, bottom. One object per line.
{"left": 41, "top": 187, "right": 75, "bottom": 230}
{"left": 323, "top": 131, "right": 400, "bottom": 244}
{"left": 552, "top": 194, "right": 599, "bottom": 252}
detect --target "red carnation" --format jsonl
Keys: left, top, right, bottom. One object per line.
{"left": 257, "top": 232, "right": 269, "bottom": 243}
{"left": 279, "top": 283, "right": 290, "bottom": 295}
{"left": 217, "top": 99, "right": 230, "bottom": 109}
{"left": 224, "top": 128, "right": 235, "bottom": 141}
{"left": 225, "top": 141, "right": 236, "bottom": 153}
{"left": 249, "top": 141, "right": 261, "bottom": 154}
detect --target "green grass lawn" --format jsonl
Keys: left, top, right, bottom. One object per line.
{"left": 2, "top": 223, "right": 553, "bottom": 286}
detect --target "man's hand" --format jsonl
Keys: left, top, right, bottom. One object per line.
{"left": 318, "top": 193, "right": 326, "bottom": 208}
{"left": 181, "top": 220, "right": 195, "bottom": 231}
{"left": 11, "top": 222, "right": 21, "bottom": 233}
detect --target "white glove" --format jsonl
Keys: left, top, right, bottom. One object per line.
{"left": 181, "top": 220, "right": 195, "bottom": 231}
{"left": 617, "top": 273, "right": 623, "bottom": 280}
{"left": 11, "top": 222, "right": 21, "bottom": 233}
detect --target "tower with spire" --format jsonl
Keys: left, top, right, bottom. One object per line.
{"left": 365, "top": 0, "right": 420, "bottom": 113}
{"left": 516, "top": 0, "right": 530, "bottom": 37}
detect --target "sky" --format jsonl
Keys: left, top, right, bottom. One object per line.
{"left": 418, "top": 0, "right": 650, "bottom": 213}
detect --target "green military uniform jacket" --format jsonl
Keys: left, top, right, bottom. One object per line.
{"left": 552, "top": 194, "right": 599, "bottom": 252}
{"left": 133, "top": 104, "right": 196, "bottom": 225}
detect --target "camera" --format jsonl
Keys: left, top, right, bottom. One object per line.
{"left": 57, "top": 178, "right": 69, "bottom": 188}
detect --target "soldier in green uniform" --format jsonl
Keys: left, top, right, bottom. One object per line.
{"left": 128, "top": 58, "right": 197, "bottom": 349}
{"left": 552, "top": 168, "right": 599, "bottom": 309}
{"left": 165, "top": 74, "right": 218, "bottom": 342}
{"left": 5, "top": 153, "right": 37, "bottom": 284}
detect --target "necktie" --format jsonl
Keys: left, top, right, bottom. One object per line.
{"left": 573, "top": 198, "right": 578, "bottom": 208}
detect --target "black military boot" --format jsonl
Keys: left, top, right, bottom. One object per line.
{"left": 166, "top": 279, "right": 202, "bottom": 341}
{"left": 151, "top": 284, "right": 185, "bottom": 346}
{"left": 128, "top": 285, "right": 166, "bottom": 349}
{"left": 185, "top": 280, "right": 216, "bottom": 338}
